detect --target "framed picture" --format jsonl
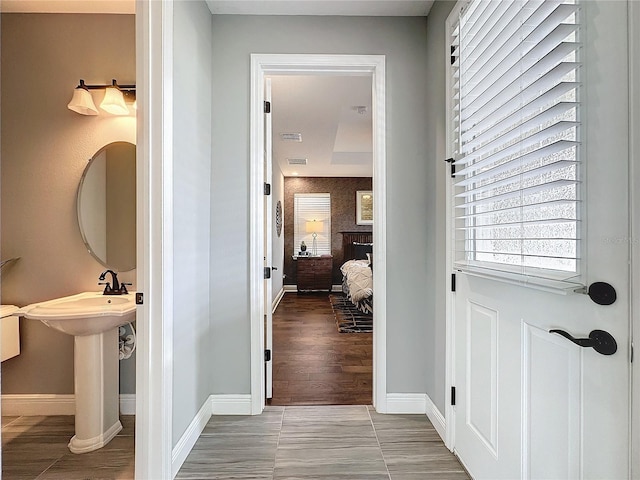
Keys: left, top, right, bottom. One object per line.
{"left": 356, "top": 190, "right": 373, "bottom": 225}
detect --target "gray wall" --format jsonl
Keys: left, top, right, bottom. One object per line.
{"left": 425, "top": 1, "right": 455, "bottom": 414}
{"left": 271, "top": 164, "right": 285, "bottom": 303}
{"left": 172, "top": 0, "right": 213, "bottom": 447}
{"left": 210, "top": 15, "right": 432, "bottom": 395}
{"left": 0, "top": 13, "right": 136, "bottom": 395}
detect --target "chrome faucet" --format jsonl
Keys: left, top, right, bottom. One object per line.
{"left": 98, "top": 270, "right": 130, "bottom": 295}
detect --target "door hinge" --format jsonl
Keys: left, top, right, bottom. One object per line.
{"left": 445, "top": 157, "right": 455, "bottom": 178}
{"left": 264, "top": 183, "right": 271, "bottom": 195}
{"left": 135, "top": 292, "right": 144, "bottom": 305}
{"left": 451, "top": 386, "right": 456, "bottom": 406}
{"left": 264, "top": 349, "right": 271, "bottom": 362}
{"left": 451, "top": 273, "right": 456, "bottom": 292}
{"left": 264, "top": 267, "right": 271, "bottom": 279}
{"left": 264, "top": 101, "right": 271, "bottom": 114}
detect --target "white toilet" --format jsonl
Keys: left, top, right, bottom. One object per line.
{"left": 1, "top": 305, "right": 21, "bottom": 361}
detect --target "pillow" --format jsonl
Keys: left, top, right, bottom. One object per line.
{"left": 353, "top": 242, "right": 373, "bottom": 260}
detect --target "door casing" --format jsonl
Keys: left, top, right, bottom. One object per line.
{"left": 249, "top": 54, "right": 387, "bottom": 413}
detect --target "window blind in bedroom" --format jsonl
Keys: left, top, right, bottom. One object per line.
{"left": 293, "top": 193, "right": 331, "bottom": 256}
{"left": 449, "top": 0, "right": 582, "bottom": 286}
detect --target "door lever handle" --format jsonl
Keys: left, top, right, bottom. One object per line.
{"left": 549, "top": 329, "right": 617, "bottom": 355}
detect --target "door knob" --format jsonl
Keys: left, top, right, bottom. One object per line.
{"left": 549, "top": 329, "right": 617, "bottom": 355}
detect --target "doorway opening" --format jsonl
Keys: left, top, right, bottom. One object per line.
{"left": 249, "top": 54, "right": 387, "bottom": 414}
{"left": 270, "top": 75, "right": 373, "bottom": 406}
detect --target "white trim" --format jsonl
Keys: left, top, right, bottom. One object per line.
{"left": 630, "top": 0, "right": 640, "bottom": 477}
{"left": 386, "top": 393, "right": 427, "bottom": 414}
{"left": 272, "top": 287, "right": 285, "bottom": 313}
{"left": 283, "top": 285, "right": 297, "bottom": 293}
{"left": 1, "top": 394, "right": 75, "bottom": 416}
{"left": 250, "top": 54, "right": 387, "bottom": 415}
{"left": 1, "top": 394, "right": 137, "bottom": 416}
{"left": 135, "top": 0, "right": 174, "bottom": 478}
{"left": 171, "top": 396, "right": 212, "bottom": 478}
{"left": 425, "top": 393, "right": 447, "bottom": 445}
{"left": 119, "top": 394, "right": 136, "bottom": 415}
{"left": 444, "top": 1, "right": 464, "bottom": 453}
{"left": 211, "top": 394, "right": 253, "bottom": 415}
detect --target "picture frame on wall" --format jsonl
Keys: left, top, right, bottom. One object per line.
{"left": 356, "top": 190, "right": 373, "bottom": 225}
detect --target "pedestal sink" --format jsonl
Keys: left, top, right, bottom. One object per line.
{"left": 18, "top": 291, "right": 136, "bottom": 453}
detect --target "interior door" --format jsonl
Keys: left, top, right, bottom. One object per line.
{"left": 264, "top": 78, "right": 273, "bottom": 399}
{"left": 452, "top": 2, "right": 630, "bottom": 479}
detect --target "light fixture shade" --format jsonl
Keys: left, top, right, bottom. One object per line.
{"left": 100, "top": 86, "right": 128, "bottom": 115}
{"left": 306, "top": 221, "right": 324, "bottom": 234}
{"left": 67, "top": 88, "right": 98, "bottom": 115}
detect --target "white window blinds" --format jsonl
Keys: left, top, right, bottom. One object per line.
{"left": 294, "top": 193, "right": 331, "bottom": 256}
{"left": 449, "top": 0, "right": 581, "bottom": 285}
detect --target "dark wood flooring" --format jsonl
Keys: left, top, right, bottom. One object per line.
{"left": 270, "top": 292, "right": 372, "bottom": 405}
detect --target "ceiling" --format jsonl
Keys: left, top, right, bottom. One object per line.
{"left": 206, "top": 0, "right": 434, "bottom": 16}
{"left": 1, "top": 0, "right": 433, "bottom": 16}
{"left": 270, "top": 75, "right": 372, "bottom": 178}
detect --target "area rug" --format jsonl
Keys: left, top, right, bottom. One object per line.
{"left": 329, "top": 294, "right": 373, "bottom": 333}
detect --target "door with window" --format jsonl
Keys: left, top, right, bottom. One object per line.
{"left": 447, "top": 1, "right": 630, "bottom": 478}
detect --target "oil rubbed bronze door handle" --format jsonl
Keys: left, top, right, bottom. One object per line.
{"left": 549, "top": 329, "right": 617, "bottom": 356}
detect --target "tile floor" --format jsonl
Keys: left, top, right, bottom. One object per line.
{"left": 177, "top": 405, "right": 470, "bottom": 480}
{"left": 1, "top": 407, "right": 469, "bottom": 479}
{"left": 1, "top": 415, "right": 134, "bottom": 479}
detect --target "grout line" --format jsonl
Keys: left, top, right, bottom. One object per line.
{"left": 33, "top": 452, "right": 67, "bottom": 480}
{"left": 271, "top": 406, "right": 285, "bottom": 479}
{"left": 366, "top": 405, "right": 393, "bottom": 480}
{"left": 1, "top": 415, "right": 23, "bottom": 429}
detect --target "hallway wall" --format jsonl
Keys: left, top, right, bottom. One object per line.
{"left": 172, "top": 0, "right": 213, "bottom": 446}
{"left": 210, "top": 16, "right": 433, "bottom": 397}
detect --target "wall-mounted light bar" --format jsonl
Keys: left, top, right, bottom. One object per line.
{"left": 67, "top": 79, "right": 136, "bottom": 116}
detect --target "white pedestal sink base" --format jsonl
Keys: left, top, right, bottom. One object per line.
{"left": 69, "top": 328, "right": 121, "bottom": 454}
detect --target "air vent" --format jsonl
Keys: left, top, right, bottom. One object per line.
{"left": 279, "top": 133, "right": 302, "bottom": 142}
{"left": 287, "top": 158, "right": 307, "bottom": 165}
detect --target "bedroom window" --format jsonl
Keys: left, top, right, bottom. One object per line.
{"left": 293, "top": 193, "right": 331, "bottom": 256}
{"left": 448, "top": 0, "right": 582, "bottom": 286}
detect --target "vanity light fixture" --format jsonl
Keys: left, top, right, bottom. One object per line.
{"left": 67, "top": 79, "right": 136, "bottom": 116}
{"left": 67, "top": 80, "right": 99, "bottom": 115}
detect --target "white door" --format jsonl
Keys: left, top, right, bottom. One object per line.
{"left": 449, "top": 2, "right": 630, "bottom": 479}
{"left": 264, "top": 78, "right": 273, "bottom": 399}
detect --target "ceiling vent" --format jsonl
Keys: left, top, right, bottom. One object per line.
{"left": 279, "top": 132, "right": 303, "bottom": 142}
{"left": 287, "top": 158, "right": 308, "bottom": 165}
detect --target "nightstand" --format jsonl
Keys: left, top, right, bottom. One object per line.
{"left": 295, "top": 255, "right": 333, "bottom": 292}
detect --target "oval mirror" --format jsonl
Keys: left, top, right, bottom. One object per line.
{"left": 77, "top": 141, "right": 136, "bottom": 272}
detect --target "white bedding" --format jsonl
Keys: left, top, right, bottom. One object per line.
{"left": 340, "top": 259, "right": 373, "bottom": 303}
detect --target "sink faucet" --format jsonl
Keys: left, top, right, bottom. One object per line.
{"left": 98, "top": 270, "right": 125, "bottom": 295}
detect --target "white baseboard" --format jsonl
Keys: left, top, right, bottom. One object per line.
{"left": 1, "top": 394, "right": 136, "bottom": 416}
{"left": 272, "top": 287, "right": 285, "bottom": 313}
{"left": 1, "top": 394, "right": 76, "bottom": 416}
{"left": 425, "top": 393, "right": 446, "bottom": 442}
{"left": 119, "top": 394, "right": 136, "bottom": 415}
{"left": 211, "top": 394, "right": 252, "bottom": 415}
{"left": 282, "top": 285, "right": 342, "bottom": 293}
{"left": 171, "top": 396, "right": 212, "bottom": 478}
{"left": 386, "top": 393, "right": 427, "bottom": 414}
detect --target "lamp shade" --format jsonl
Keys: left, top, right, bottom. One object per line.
{"left": 305, "top": 220, "right": 324, "bottom": 234}
{"left": 67, "top": 88, "right": 98, "bottom": 115}
{"left": 100, "top": 86, "right": 129, "bottom": 115}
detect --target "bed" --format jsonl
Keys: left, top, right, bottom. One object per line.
{"left": 340, "top": 232, "right": 373, "bottom": 314}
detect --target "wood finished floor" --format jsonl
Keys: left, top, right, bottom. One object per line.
{"left": 1, "top": 415, "right": 134, "bottom": 480}
{"left": 271, "top": 292, "right": 372, "bottom": 405}
{"left": 177, "top": 405, "right": 470, "bottom": 480}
